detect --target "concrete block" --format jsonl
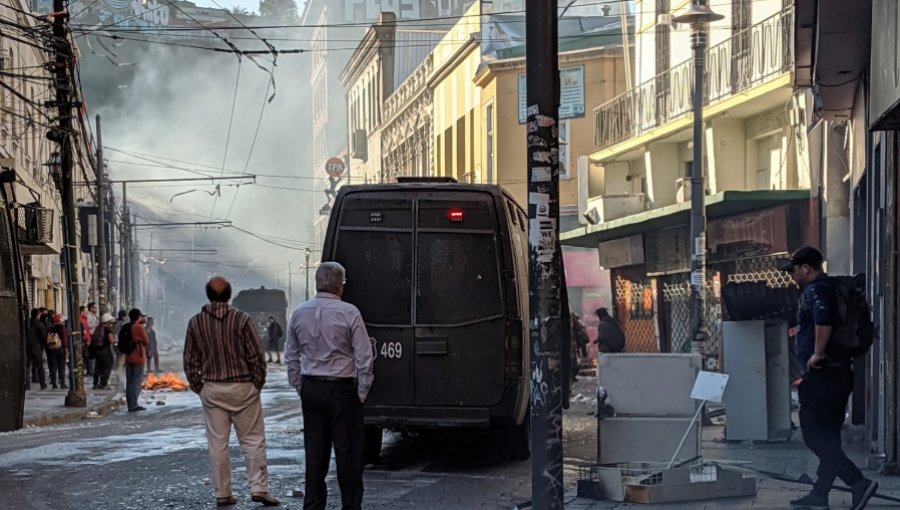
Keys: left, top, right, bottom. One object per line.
{"left": 597, "top": 353, "right": 701, "bottom": 416}
{"left": 599, "top": 416, "right": 700, "bottom": 465}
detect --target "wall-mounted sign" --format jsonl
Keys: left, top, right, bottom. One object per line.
{"left": 326, "top": 157, "right": 346, "bottom": 178}
{"left": 518, "top": 65, "right": 585, "bottom": 124}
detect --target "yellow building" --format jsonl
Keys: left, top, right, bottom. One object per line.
{"left": 475, "top": 47, "right": 628, "bottom": 219}
{"left": 429, "top": 2, "right": 483, "bottom": 184}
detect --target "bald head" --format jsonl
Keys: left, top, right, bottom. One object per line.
{"left": 206, "top": 276, "right": 232, "bottom": 303}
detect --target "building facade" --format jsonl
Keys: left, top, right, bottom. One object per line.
{"left": 562, "top": 0, "right": 813, "bottom": 364}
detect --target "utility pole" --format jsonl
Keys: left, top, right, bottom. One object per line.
{"left": 95, "top": 115, "right": 108, "bottom": 313}
{"left": 108, "top": 183, "right": 118, "bottom": 311}
{"left": 132, "top": 213, "right": 139, "bottom": 307}
{"left": 51, "top": 0, "right": 86, "bottom": 407}
{"left": 122, "top": 182, "right": 130, "bottom": 309}
{"left": 672, "top": 2, "right": 723, "bottom": 355}
{"left": 288, "top": 261, "right": 292, "bottom": 310}
{"left": 526, "top": 0, "right": 563, "bottom": 508}
{"left": 304, "top": 247, "right": 311, "bottom": 301}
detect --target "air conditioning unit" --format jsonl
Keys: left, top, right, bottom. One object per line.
{"left": 657, "top": 13, "right": 677, "bottom": 28}
{"left": 351, "top": 129, "right": 368, "bottom": 162}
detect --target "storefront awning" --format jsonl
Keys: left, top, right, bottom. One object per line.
{"left": 561, "top": 190, "right": 811, "bottom": 248}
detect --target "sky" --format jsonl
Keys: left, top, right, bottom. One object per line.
{"left": 190, "top": 0, "right": 306, "bottom": 15}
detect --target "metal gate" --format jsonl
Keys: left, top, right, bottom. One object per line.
{"left": 612, "top": 271, "right": 658, "bottom": 352}
{"left": 660, "top": 271, "right": 723, "bottom": 370}
{"left": 0, "top": 184, "right": 26, "bottom": 431}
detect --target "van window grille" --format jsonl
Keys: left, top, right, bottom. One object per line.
{"left": 335, "top": 231, "right": 412, "bottom": 324}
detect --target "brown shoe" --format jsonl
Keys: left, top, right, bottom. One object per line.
{"left": 251, "top": 492, "right": 280, "bottom": 506}
{"left": 216, "top": 496, "right": 237, "bottom": 507}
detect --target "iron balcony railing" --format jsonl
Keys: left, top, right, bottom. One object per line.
{"left": 594, "top": 6, "right": 795, "bottom": 151}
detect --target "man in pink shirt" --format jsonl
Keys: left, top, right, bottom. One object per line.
{"left": 285, "top": 262, "right": 374, "bottom": 510}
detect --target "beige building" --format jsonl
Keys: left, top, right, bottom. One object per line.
{"left": 0, "top": 0, "right": 97, "bottom": 312}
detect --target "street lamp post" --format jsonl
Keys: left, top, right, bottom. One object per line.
{"left": 304, "top": 248, "right": 311, "bottom": 302}
{"left": 672, "top": 2, "right": 723, "bottom": 356}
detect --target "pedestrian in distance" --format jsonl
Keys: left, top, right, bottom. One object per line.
{"left": 46, "top": 313, "right": 69, "bottom": 389}
{"left": 184, "top": 276, "right": 279, "bottom": 508}
{"left": 113, "top": 309, "right": 128, "bottom": 371}
{"left": 594, "top": 307, "right": 626, "bottom": 354}
{"left": 26, "top": 308, "right": 47, "bottom": 391}
{"left": 781, "top": 246, "right": 878, "bottom": 510}
{"left": 285, "top": 262, "right": 375, "bottom": 510}
{"left": 90, "top": 313, "right": 116, "bottom": 390}
{"left": 266, "top": 316, "right": 284, "bottom": 364}
{"left": 120, "top": 308, "right": 149, "bottom": 413}
{"left": 146, "top": 316, "right": 160, "bottom": 373}
{"left": 80, "top": 306, "right": 93, "bottom": 377}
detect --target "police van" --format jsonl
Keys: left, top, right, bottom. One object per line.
{"left": 322, "top": 178, "right": 530, "bottom": 460}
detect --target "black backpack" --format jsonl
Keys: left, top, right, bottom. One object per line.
{"left": 827, "top": 274, "right": 874, "bottom": 358}
{"left": 117, "top": 323, "right": 136, "bottom": 355}
{"left": 90, "top": 326, "right": 106, "bottom": 347}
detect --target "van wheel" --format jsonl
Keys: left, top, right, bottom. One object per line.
{"left": 364, "top": 426, "right": 383, "bottom": 464}
{"left": 507, "top": 419, "right": 531, "bottom": 461}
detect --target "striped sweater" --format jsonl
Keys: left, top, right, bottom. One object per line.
{"left": 184, "top": 302, "right": 267, "bottom": 393}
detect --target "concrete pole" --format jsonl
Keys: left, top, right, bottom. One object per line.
{"left": 95, "top": 115, "right": 108, "bottom": 313}
{"left": 526, "top": 0, "right": 563, "bottom": 508}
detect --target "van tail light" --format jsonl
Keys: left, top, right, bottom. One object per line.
{"left": 505, "top": 319, "right": 523, "bottom": 377}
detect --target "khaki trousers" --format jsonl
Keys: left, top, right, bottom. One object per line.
{"left": 200, "top": 382, "right": 270, "bottom": 498}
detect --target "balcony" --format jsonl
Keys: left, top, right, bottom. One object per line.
{"left": 594, "top": 6, "right": 795, "bottom": 152}
{"left": 584, "top": 194, "right": 647, "bottom": 224}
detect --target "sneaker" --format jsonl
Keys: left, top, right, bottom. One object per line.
{"left": 851, "top": 479, "right": 878, "bottom": 510}
{"left": 790, "top": 493, "right": 829, "bottom": 510}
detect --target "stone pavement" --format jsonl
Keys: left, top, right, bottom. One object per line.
{"left": 22, "top": 370, "right": 124, "bottom": 427}
{"left": 564, "top": 425, "right": 900, "bottom": 509}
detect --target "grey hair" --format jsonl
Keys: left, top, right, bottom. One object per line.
{"left": 316, "top": 262, "right": 346, "bottom": 293}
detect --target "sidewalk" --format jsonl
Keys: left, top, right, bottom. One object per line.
{"left": 22, "top": 371, "right": 124, "bottom": 428}
{"left": 565, "top": 426, "right": 900, "bottom": 509}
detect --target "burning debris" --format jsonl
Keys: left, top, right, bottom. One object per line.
{"left": 143, "top": 372, "right": 190, "bottom": 391}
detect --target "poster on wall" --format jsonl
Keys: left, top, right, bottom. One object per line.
{"left": 518, "top": 65, "right": 585, "bottom": 123}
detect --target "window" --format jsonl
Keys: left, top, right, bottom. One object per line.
{"left": 485, "top": 102, "right": 494, "bottom": 183}
{"left": 559, "top": 120, "right": 570, "bottom": 179}
{"left": 456, "top": 116, "right": 466, "bottom": 182}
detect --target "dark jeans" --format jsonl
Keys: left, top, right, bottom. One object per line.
{"left": 83, "top": 346, "right": 93, "bottom": 376}
{"left": 26, "top": 344, "right": 45, "bottom": 387}
{"left": 300, "top": 377, "right": 364, "bottom": 510}
{"left": 125, "top": 363, "right": 144, "bottom": 411}
{"left": 46, "top": 348, "right": 66, "bottom": 387}
{"left": 146, "top": 350, "right": 159, "bottom": 372}
{"left": 93, "top": 348, "right": 112, "bottom": 388}
{"left": 799, "top": 366, "right": 864, "bottom": 495}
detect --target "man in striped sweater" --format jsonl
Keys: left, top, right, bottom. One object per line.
{"left": 184, "top": 276, "right": 280, "bottom": 508}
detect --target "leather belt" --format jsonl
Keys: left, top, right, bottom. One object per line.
{"left": 302, "top": 375, "right": 356, "bottom": 383}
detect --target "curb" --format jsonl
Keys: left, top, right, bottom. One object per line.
{"left": 23, "top": 383, "right": 124, "bottom": 428}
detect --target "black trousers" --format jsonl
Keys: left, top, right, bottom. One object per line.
{"left": 799, "top": 366, "right": 864, "bottom": 494}
{"left": 300, "top": 377, "right": 364, "bottom": 510}
{"left": 46, "top": 348, "right": 66, "bottom": 386}
{"left": 26, "top": 344, "right": 45, "bottom": 387}
{"left": 93, "top": 348, "right": 112, "bottom": 388}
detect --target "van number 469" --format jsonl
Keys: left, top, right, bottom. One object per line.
{"left": 380, "top": 341, "right": 402, "bottom": 360}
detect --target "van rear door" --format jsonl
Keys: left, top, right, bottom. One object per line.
{"left": 413, "top": 194, "right": 506, "bottom": 407}
{"left": 333, "top": 193, "right": 415, "bottom": 407}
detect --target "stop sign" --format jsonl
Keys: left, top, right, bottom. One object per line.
{"left": 326, "top": 157, "right": 346, "bottom": 178}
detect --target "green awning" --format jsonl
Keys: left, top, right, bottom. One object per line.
{"left": 561, "top": 189, "right": 811, "bottom": 248}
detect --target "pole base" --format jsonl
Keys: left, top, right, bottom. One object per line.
{"left": 64, "top": 389, "right": 87, "bottom": 408}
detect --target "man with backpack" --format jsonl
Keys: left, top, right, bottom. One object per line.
{"left": 91, "top": 313, "right": 116, "bottom": 390}
{"left": 781, "top": 246, "right": 878, "bottom": 510}
{"left": 119, "top": 308, "right": 149, "bottom": 413}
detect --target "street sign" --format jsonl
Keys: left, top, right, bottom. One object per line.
{"left": 325, "top": 157, "right": 345, "bottom": 178}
